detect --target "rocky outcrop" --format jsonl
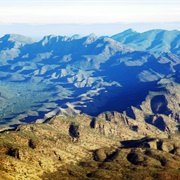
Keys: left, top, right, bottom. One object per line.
{"left": 97, "top": 111, "right": 129, "bottom": 125}
{"left": 124, "top": 79, "right": 180, "bottom": 133}
{"left": 0, "top": 114, "right": 180, "bottom": 179}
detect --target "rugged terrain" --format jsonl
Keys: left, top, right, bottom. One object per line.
{"left": 1, "top": 113, "right": 180, "bottom": 179}
{"left": 0, "top": 29, "right": 180, "bottom": 179}
{"left": 0, "top": 29, "right": 179, "bottom": 129}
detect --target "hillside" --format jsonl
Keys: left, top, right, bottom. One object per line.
{"left": 1, "top": 113, "right": 180, "bottom": 179}
{"left": 0, "top": 29, "right": 179, "bottom": 179}
{"left": 0, "top": 29, "right": 179, "bottom": 130}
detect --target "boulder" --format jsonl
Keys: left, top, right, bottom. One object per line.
{"left": 94, "top": 149, "right": 107, "bottom": 162}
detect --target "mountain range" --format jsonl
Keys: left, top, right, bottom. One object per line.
{"left": 0, "top": 29, "right": 179, "bottom": 134}
{"left": 0, "top": 29, "right": 180, "bottom": 179}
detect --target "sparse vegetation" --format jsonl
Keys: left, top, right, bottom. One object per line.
{"left": 0, "top": 114, "right": 180, "bottom": 179}
{"left": 0, "top": 29, "right": 179, "bottom": 179}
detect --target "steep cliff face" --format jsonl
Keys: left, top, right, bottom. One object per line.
{"left": 2, "top": 113, "right": 180, "bottom": 179}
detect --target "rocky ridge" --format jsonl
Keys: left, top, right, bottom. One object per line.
{"left": 0, "top": 29, "right": 180, "bottom": 179}
{"left": 0, "top": 29, "right": 179, "bottom": 129}
{"left": 1, "top": 113, "right": 180, "bottom": 179}
{"left": 112, "top": 29, "right": 180, "bottom": 55}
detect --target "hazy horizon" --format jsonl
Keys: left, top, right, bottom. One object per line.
{"left": 0, "top": 0, "right": 179, "bottom": 39}
{"left": 0, "top": 22, "right": 179, "bottom": 40}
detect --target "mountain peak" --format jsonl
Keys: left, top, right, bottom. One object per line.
{"left": 122, "top": 28, "right": 137, "bottom": 34}
{"left": 70, "top": 34, "right": 81, "bottom": 40}
{"left": 41, "top": 35, "right": 70, "bottom": 46}
{"left": 41, "top": 35, "right": 57, "bottom": 46}
{"left": 84, "top": 33, "right": 98, "bottom": 45}
{"left": 0, "top": 34, "right": 37, "bottom": 49}
{"left": 112, "top": 29, "right": 180, "bottom": 54}
{"left": 111, "top": 29, "right": 138, "bottom": 44}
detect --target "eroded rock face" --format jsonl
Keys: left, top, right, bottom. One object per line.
{"left": 97, "top": 111, "right": 129, "bottom": 125}
{"left": 94, "top": 120, "right": 119, "bottom": 136}
{"left": 93, "top": 112, "right": 131, "bottom": 137}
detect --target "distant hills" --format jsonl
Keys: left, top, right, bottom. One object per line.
{"left": 112, "top": 29, "right": 180, "bottom": 55}
{"left": 0, "top": 29, "right": 179, "bottom": 132}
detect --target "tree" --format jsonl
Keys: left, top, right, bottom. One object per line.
{"left": 69, "top": 123, "right": 80, "bottom": 142}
